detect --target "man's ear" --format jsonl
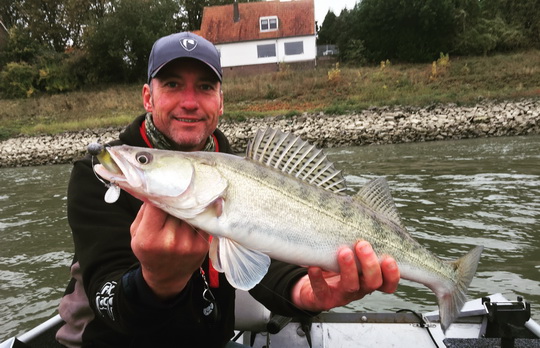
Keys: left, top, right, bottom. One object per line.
{"left": 218, "top": 90, "right": 224, "bottom": 116}
{"left": 142, "top": 83, "right": 153, "bottom": 112}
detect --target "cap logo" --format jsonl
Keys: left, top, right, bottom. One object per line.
{"left": 180, "top": 38, "right": 197, "bottom": 52}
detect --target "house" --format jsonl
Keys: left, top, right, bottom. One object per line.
{"left": 195, "top": 0, "right": 316, "bottom": 76}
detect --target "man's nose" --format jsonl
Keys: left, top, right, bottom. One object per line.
{"left": 180, "top": 87, "right": 198, "bottom": 110}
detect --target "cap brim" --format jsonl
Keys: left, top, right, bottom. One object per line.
{"left": 150, "top": 57, "right": 222, "bottom": 83}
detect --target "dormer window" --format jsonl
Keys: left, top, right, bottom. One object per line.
{"left": 260, "top": 16, "right": 278, "bottom": 32}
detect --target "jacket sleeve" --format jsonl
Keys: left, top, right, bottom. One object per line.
{"left": 67, "top": 156, "right": 196, "bottom": 334}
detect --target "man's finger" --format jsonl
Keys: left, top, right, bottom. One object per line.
{"left": 355, "top": 241, "right": 383, "bottom": 292}
{"left": 379, "top": 257, "right": 400, "bottom": 293}
{"left": 337, "top": 247, "right": 360, "bottom": 293}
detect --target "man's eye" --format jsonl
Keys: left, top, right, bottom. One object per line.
{"left": 200, "top": 83, "right": 214, "bottom": 91}
{"left": 165, "top": 81, "right": 178, "bottom": 88}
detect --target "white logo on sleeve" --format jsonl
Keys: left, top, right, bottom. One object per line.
{"left": 96, "top": 281, "right": 117, "bottom": 321}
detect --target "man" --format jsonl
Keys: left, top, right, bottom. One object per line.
{"left": 56, "top": 32, "right": 400, "bottom": 347}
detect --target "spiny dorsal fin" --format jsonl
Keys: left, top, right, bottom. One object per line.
{"left": 356, "top": 177, "right": 405, "bottom": 228}
{"left": 246, "top": 128, "right": 346, "bottom": 193}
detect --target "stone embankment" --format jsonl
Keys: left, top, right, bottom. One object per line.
{"left": 1, "top": 98, "right": 539, "bottom": 168}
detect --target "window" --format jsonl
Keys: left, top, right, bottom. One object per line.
{"left": 257, "top": 44, "right": 276, "bottom": 58}
{"left": 284, "top": 41, "right": 304, "bottom": 55}
{"left": 260, "top": 16, "right": 278, "bottom": 32}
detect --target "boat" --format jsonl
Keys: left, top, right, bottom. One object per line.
{"left": 2, "top": 292, "right": 539, "bottom": 348}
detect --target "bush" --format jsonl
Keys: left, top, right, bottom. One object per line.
{"left": 341, "top": 39, "right": 368, "bottom": 66}
{"left": 0, "top": 49, "right": 89, "bottom": 98}
{"left": 0, "top": 62, "right": 38, "bottom": 98}
{"left": 36, "top": 50, "right": 84, "bottom": 93}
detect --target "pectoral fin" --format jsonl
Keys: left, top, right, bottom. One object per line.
{"left": 209, "top": 237, "right": 270, "bottom": 290}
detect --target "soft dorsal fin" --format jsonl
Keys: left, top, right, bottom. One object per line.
{"left": 356, "top": 177, "right": 405, "bottom": 228}
{"left": 246, "top": 128, "right": 346, "bottom": 193}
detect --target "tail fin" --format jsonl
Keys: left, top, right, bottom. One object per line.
{"left": 437, "top": 245, "right": 483, "bottom": 332}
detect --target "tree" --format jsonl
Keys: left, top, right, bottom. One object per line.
{"left": 332, "top": 0, "right": 457, "bottom": 63}
{"left": 479, "top": 0, "right": 540, "bottom": 48}
{"left": 317, "top": 10, "right": 337, "bottom": 45}
{"left": 452, "top": 0, "right": 532, "bottom": 55}
{"left": 0, "top": 0, "right": 111, "bottom": 52}
{"left": 84, "top": 0, "right": 183, "bottom": 83}
{"left": 0, "top": 0, "right": 24, "bottom": 29}
{"left": 2, "top": 0, "right": 272, "bottom": 94}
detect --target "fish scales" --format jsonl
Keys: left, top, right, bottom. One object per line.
{"left": 174, "top": 151, "right": 457, "bottom": 286}
{"left": 212, "top": 153, "right": 349, "bottom": 262}
{"left": 91, "top": 128, "right": 483, "bottom": 332}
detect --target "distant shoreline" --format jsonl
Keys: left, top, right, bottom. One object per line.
{"left": 1, "top": 98, "right": 538, "bottom": 168}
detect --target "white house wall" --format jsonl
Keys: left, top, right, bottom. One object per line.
{"left": 216, "top": 36, "right": 316, "bottom": 68}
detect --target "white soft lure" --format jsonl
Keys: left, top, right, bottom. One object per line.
{"left": 91, "top": 129, "right": 483, "bottom": 332}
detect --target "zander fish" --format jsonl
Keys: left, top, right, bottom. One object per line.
{"left": 91, "top": 128, "right": 483, "bottom": 332}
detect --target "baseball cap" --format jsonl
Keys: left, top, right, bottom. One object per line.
{"left": 147, "top": 32, "right": 222, "bottom": 83}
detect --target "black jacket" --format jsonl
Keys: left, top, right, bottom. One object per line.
{"left": 58, "top": 115, "right": 310, "bottom": 347}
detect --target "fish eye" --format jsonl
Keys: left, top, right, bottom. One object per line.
{"left": 136, "top": 152, "right": 153, "bottom": 165}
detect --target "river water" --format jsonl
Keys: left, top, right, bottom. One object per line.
{"left": 0, "top": 135, "right": 539, "bottom": 341}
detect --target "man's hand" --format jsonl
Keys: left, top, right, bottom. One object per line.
{"left": 130, "top": 203, "right": 210, "bottom": 300}
{"left": 291, "top": 240, "right": 400, "bottom": 312}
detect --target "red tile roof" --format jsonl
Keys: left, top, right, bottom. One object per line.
{"left": 197, "top": 0, "right": 315, "bottom": 44}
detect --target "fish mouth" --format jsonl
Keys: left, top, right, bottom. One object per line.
{"left": 93, "top": 147, "right": 144, "bottom": 189}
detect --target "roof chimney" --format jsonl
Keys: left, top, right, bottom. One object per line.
{"left": 233, "top": 1, "right": 240, "bottom": 23}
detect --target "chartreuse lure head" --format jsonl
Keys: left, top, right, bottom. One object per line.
{"left": 88, "top": 143, "right": 122, "bottom": 203}
{"left": 88, "top": 143, "right": 122, "bottom": 175}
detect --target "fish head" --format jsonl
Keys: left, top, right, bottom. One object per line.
{"left": 94, "top": 145, "right": 194, "bottom": 200}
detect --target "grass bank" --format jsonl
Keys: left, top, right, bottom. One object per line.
{"left": 1, "top": 49, "right": 539, "bottom": 140}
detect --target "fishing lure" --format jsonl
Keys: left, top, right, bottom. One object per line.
{"left": 88, "top": 143, "right": 121, "bottom": 204}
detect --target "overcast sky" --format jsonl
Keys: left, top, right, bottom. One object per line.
{"left": 314, "top": 0, "right": 358, "bottom": 24}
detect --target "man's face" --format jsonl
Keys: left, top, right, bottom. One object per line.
{"left": 142, "top": 58, "right": 223, "bottom": 151}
